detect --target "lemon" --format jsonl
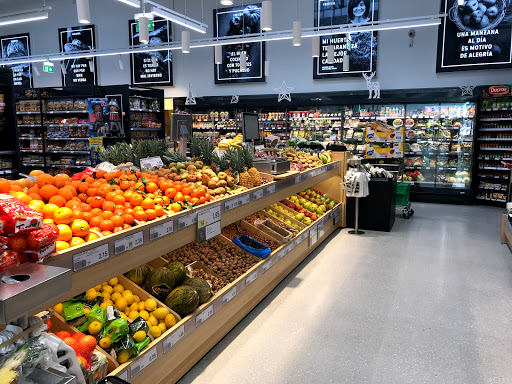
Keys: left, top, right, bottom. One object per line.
{"left": 139, "top": 310, "right": 150, "bottom": 321}
{"left": 108, "top": 277, "right": 119, "bottom": 286}
{"left": 147, "top": 315, "right": 159, "bottom": 327}
{"left": 83, "top": 307, "right": 91, "bottom": 316}
{"left": 121, "top": 290, "right": 132, "bottom": 298}
{"left": 110, "top": 292, "right": 122, "bottom": 302}
{"left": 133, "top": 295, "right": 141, "bottom": 303}
{"left": 158, "top": 322, "right": 167, "bottom": 333}
{"left": 115, "top": 297, "right": 128, "bottom": 312}
{"left": 120, "top": 313, "right": 128, "bottom": 321}
{"left": 117, "top": 349, "right": 132, "bottom": 364}
{"left": 100, "top": 303, "right": 107, "bottom": 310}
{"left": 128, "top": 311, "right": 139, "bottom": 320}
{"left": 101, "top": 292, "right": 111, "bottom": 301}
{"left": 105, "top": 300, "right": 113, "bottom": 306}
{"left": 113, "top": 284, "right": 124, "bottom": 293}
{"left": 165, "top": 314, "right": 176, "bottom": 328}
{"left": 133, "top": 330, "right": 146, "bottom": 342}
{"left": 94, "top": 284, "right": 102, "bottom": 291}
{"left": 138, "top": 302, "right": 145, "bottom": 312}
{"left": 101, "top": 282, "right": 108, "bottom": 287}
{"left": 99, "top": 337, "right": 112, "bottom": 349}
{"left": 88, "top": 320, "right": 103, "bottom": 335}
{"left": 124, "top": 293, "right": 134, "bottom": 306}
{"left": 144, "top": 299, "right": 157, "bottom": 312}
{"left": 149, "top": 326, "right": 161, "bottom": 338}
{"left": 130, "top": 302, "right": 139, "bottom": 311}
{"left": 153, "top": 307, "right": 169, "bottom": 320}
{"left": 52, "top": 303, "right": 64, "bottom": 316}
{"left": 101, "top": 285, "right": 113, "bottom": 294}
{"left": 86, "top": 289, "right": 97, "bottom": 301}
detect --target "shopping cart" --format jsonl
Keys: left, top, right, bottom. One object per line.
{"left": 395, "top": 182, "right": 414, "bottom": 219}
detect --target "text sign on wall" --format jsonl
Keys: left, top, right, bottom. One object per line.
{"left": 437, "top": 0, "right": 512, "bottom": 72}
{"left": 0, "top": 33, "right": 32, "bottom": 88}
{"left": 58, "top": 25, "right": 97, "bottom": 86}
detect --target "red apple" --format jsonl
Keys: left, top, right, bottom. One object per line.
{"left": 305, "top": 211, "right": 311, "bottom": 217}
{"left": 311, "top": 214, "right": 318, "bottom": 221}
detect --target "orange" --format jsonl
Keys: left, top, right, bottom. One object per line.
{"left": 56, "top": 173, "right": 71, "bottom": 182}
{"left": 85, "top": 177, "right": 95, "bottom": 184}
{"left": 90, "top": 208, "right": 102, "bottom": 216}
{"left": 56, "top": 241, "right": 70, "bottom": 252}
{"left": 102, "top": 201, "right": 115, "bottom": 212}
{"left": 0, "top": 178, "right": 11, "bottom": 193}
{"left": 105, "top": 191, "right": 116, "bottom": 202}
{"left": 99, "top": 220, "right": 114, "bottom": 232}
{"left": 133, "top": 206, "right": 144, "bottom": 212}
{"left": 141, "top": 198, "right": 155, "bottom": 210}
{"left": 53, "top": 175, "right": 67, "bottom": 189}
{"left": 101, "top": 230, "right": 112, "bottom": 236}
{"left": 27, "top": 186, "right": 40, "bottom": 195}
{"left": 113, "top": 209, "right": 124, "bottom": 217}
{"left": 36, "top": 174, "right": 55, "bottom": 188}
{"left": 145, "top": 209, "right": 156, "bottom": 221}
{"left": 69, "top": 237, "right": 85, "bottom": 247}
{"left": 42, "top": 203, "right": 59, "bottom": 219}
{"left": 113, "top": 226, "right": 124, "bottom": 233}
{"left": 9, "top": 185, "right": 22, "bottom": 192}
{"left": 54, "top": 207, "right": 73, "bottom": 225}
{"left": 57, "top": 187, "right": 73, "bottom": 201}
{"left": 28, "top": 200, "right": 45, "bottom": 213}
{"left": 28, "top": 193, "right": 43, "bottom": 201}
{"left": 134, "top": 211, "right": 147, "bottom": 222}
{"left": 112, "top": 195, "right": 126, "bottom": 206}
{"left": 130, "top": 194, "right": 143, "bottom": 206}
{"left": 29, "top": 170, "right": 44, "bottom": 177}
{"left": 23, "top": 178, "right": 36, "bottom": 188}
{"left": 90, "top": 196, "right": 104, "bottom": 209}
{"left": 145, "top": 182, "right": 158, "bottom": 193}
{"left": 57, "top": 224, "right": 73, "bottom": 241}
{"left": 12, "top": 192, "right": 30, "bottom": 204}
{"left": 78, "top": 183, "right": 89, "bottom": 194}
{"left": 165, "top": 188, "right": 177, "bottom": 199}
{"left": 78, "top": 335, "right": 97, "bottom": 354}
{"left": 96, "top": 170, "right": 107, "bottom": 179}
{"left": 84, "top": 232, "right": 100, "bottom": 242}
{"left": 122, "top": 214, "right": 135, "bottom": 225}
{"left": 182, "top": 187, "right": 192, "bottom": 196}
{"left": 111, "top": 215, "right": 124, "bottom": 227}
{"left": 8, "top": 234, "right": 27, "bottom": 253}
{"left": 78, "top": 193, "right": 88, "bottom": 202}
{"left": 83, "top": 211, "right": 94, "bottom": 222}
{"left": 65, "top": 200, "right": 81, "bottom": 210}
{"left": 155, "top": 205, "right": 164, "bottom": 217}
{"left": 39, "top": 185, "right": 59, "bottom": 201}
{"left": 72, "top": 209, "right": 85, "bottom": 220}
{"left": 49, "top": 195, "right": 66, "bottom": 207}
{"left": 170, "top": 203, "right": 181, "bottom": 213}
{"left": 90, "top": 216, "right": 103, "bottom": 228}
{"left": 43, "top": 218, "right": 54, "bottom": 225}
{"left": 123, "top": 223, "right": 132, "bottom": 230}
{"left": 71, "top": 219, "right": 90, "bottom": 237}
{"left": 101, "top": 211, "right": 114, "bottom": 220}
{"left": 86, "top": 187, "right": 97, "bottom": 197}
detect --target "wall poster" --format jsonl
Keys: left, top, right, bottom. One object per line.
{"left": 0, "top": 33, "right": 32, "bottom": 88}
{"left": 58, "top": 25, "right": 97, "bottom": 86}
{"left": 214, "top": 4, "right": 265, "bottom": 83}
{"left": 437, "top": 0, "right": 512, "bottom": 72}
{"left": 129, "top": 18, "right": 173, "bottom": 86}
{"left": 313, "top": 0, "right": 379, "bottom": 79}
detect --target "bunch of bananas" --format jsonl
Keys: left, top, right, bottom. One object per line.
{"left": 217, "top": 134, "right": 244, "bottom": 150}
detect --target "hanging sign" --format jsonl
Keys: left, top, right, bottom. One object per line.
{"left": 437, "top": 0, "right": 512, "bottom": 72}
{"left": 313, "top": 0, "right": 379, "bottom": 79}
{"left": 129, "top": 17, "right": 173, "bottom": 86}
{"left": 58, "top": 25, "right": 97, "bottom": 86}
{"left": 213, "top": 3, "right": 266, "bottom": 83}
{"left": 0, "top": 33, "right": 32, "bottom": 88}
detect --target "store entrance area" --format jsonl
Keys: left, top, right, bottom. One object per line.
{"left": 179, "top": 203, "right": 511, "bottom": 384}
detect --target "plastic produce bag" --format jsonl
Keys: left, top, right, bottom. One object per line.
{"left": 0, "top": 336, "right": 47, "bottom": 384}
{"left": 0, "top": 195, "right": 42, "bottom": 234}
{"left": 232, "top": 235, "right": 271, "bottom": 259}
{"left": 102, "top": 318, "right": 128, "bottom": 343}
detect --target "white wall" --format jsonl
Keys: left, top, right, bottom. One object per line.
{"left": 1, "top": 0, "right": 511, "bottom": 97}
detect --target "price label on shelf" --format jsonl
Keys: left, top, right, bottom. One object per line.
{"left": 149, "top": 221, "right": 173, "bottom": 241}
{"left": 195, "top": 305, "right": 214, "bottom": 327}
{"left": 245, "top": 270, "right": 258, "bottom": 287}
{"left": 130, "top": 348, "right": 158, "bottom": 378}
{"left": 73, "top": 244, "right": 109, "bottom": 271}
{"left": 222, "top": 287, "right": 237, "bottom": 306}
{"left": 224, "top": 198, "right": 240, "bottom": 212}
{"left": 163, "top": 326, "right": 185, "bottom": 354}
{"left": 252, "top": 189, "right": 264, "bottom": 201}
{"left": 178, "top": 213, "right": 197, "bottom": 230}
{"left": 262, "top": 259, "right": 273, "bottom": 274}
{"left": 238, "top": 193, "right": 251, "bottom": 206}
{"left": 294, "top": 175, "right": 302, "bottom": 184}
{"left": 115, "top": 231, "right": 143, "bottom": 255}
{"left": 266, "top": 185, "right": 276, "bottom": 195}
{"left": 453, "top": 182, "right": 465, "bottom": 188}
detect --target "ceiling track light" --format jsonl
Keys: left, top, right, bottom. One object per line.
{"left": 182, "top": 31, "right": 190, "bottom": 53}
{"left": 139, "top": 16, "right": 150, "bottom": 43}
{"left": 76, "top": 0, "right": 91, "bottom": 24}
{"left": 261, "top": 1, "right": 272, "bottom": 32}
{"left": 292, "top": 21, "right": 302, "bottom": 46}
{"left": 151, "top": 5, "right": 207, "bottom": 34}
{"left": 214, "top": 45, "right": 222, "bottom": 64}
{"left": 0, "top": 7, "right": 50, "bottom": 27}
{"left": 116, "top": 0, "right": 140, "bottom": 7}
{"left": 220, "top": 0, "right": 233, "bottom": 4}
{"left": 327, "top": 45, "right": 335, "bottom": 64}
{"left": 240, "top": 51, "right": 247, "bottom": 71}
{"left": 312, "top": 35, "right": 320, "bottom": 57}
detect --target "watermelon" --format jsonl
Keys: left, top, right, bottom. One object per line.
{"left": 125, "top": 264, "right": 151, "bottom": 286}
{"left": 164, "top": 286, "right": 199, "bottom": 316}
{"left": 144, "top": 267, "right": 175, "bottom": 301}
{"left": 164, "top": 261, "right": 187, "bottom": 286}
{"left": 183, "top": 278, "right": 212, "bottom": 304}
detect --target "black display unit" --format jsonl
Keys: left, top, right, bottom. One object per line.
{"left": 0, "top": 69, "right": 19, "bottom": 179}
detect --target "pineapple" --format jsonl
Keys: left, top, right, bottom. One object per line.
{"left": 199, "top": 138, "right": 215, "bottom": 166}
{"left": 229, "top": 148, "right": 252, "bottom": 188}
{"left": 242, "top": 147, "right": 261, "bottom": 187}
{"left": 164, "top": 150, "right": 188, "bottom": 164}
{"left": 190, "top": 137, "right": 202, "bottom": 161}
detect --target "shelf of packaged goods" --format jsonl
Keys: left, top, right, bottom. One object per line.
{"left": 479, "top": 128, "right": 512, "bottom": 132}
{"left": 130, "top": 128, "right": 164, "bottom": 131}
{"left": 478, "top": 174, "right": 509, "bottom": 180}
{"left": 289, "top": 117, "right": 342, "bottom": 121}
{"left": 47, "top": 164, "right": 89, "bottom": 169}
{"left": 19, "top": 137, "right": 42, "bottom": 140}
{"left": 259, "top": 119, "right": 287, "bottom": 122}
{"left": 46, "top": 137, "right": 90, "bottom": 141}
{"left": 478, "top": 196, "right": 506, "bottom": 202}
{"left": 0, "top": 150, "right": 16, "bottom": 155}
{"left": 501, "top": 214, "right": 512, "bottom": 248}
{"left": 478, "top": 166, "right": 510, "bottom": 170}
{"left": 20, "top": 149, "right": 44, "bottom": 153}
{"left": 22, "top": 163, "right": 44, "bottom": 167}
{"left": 480, "top": 147, "right": 512, "bottom": 151}
{"left": 480, "top": 118, "right": 512, "bottom": 122}
{"left": 479, "top": 186, "right": 508, "bottom": 191}
{"left": 478, "top": 157, "right": 512, "bottom": 161}
{"left": 45, "top": 150, "right": 90, "bottom": 154}
{"left": 478, "top": 138, "right": 512, "bottom": 141}
{"left": 405, "top": 138, "right": 472, "bottom": 143}
{"left": 44, "top": 124, "right": 90, "bottom": 128}
{"left": 16, "top": 111, "right": 41, "bottom": 115}
{"left": 43, "top": 110, "right": 88, "bottom": 114}
{"left": 0, "top": 169, "right": 15, "bottom": 175}
{"left": 408, "top": 115, "right": 474, "bottom": 119}
{"left": 130, "top": 109, "right": 161, "bottom": 113}
{"left": 17, "top": 124, "right": 42, "bottom": 128}
{"left": 346, "top": 116, "right": 404, "bottom": 120}
{"left": 405, "top": 151, "right": 470, "bottom": 156}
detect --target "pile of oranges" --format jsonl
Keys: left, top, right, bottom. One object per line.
{"left": 0, "top": 168, "right": 215, "bottom": 252}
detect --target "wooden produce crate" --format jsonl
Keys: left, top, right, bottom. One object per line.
{"left": 263, "top": 205, "right": 307, "bottom": 230}
{"left": 238, "top": 219, "right": 288, "bottom": 247}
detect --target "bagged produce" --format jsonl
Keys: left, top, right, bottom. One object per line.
{"left": 24, "top": 242, "right": 57, "bottom": 262}
{"left": 26, "top": 223, "right": 59, "bottom": 250}
{"left": 0, "top": 335, "right": 48, "bottom": 384}
{"left": 81, "top": 350, "right": 107, "bottom": 384}
{"left": 232, "top": 235, "right": 271, "bottom": 259}
{"left": 0, "top": 195, "right": 42, "bottom": 234}
{"left": 0, "top": 250, "right": 20, "bottom": 272}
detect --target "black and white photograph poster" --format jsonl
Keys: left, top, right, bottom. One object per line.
{"left": 437, "top": 0, "right": 512, "bottom": 72}
{"left": 313, "top": 0, "right": 379, "bottom": 79}
{"left": 0, "top": 33, "right": 32, "bottom": 88}
{"left": 129, "top": 18, "right": 173, "bottom": 86}
{"left": 214, "top": 4, "right": 265, "bottom": 84}
{"left": 58, "top": 25, "right": 97, "bottom": 86}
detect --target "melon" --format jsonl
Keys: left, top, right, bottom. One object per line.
{"left": 144, "top": 267, "right": 175, "bottom": 301}
{"left": 164, "top": 286, "right": 199, "bottom": 316}
{"left": 125, "top": 264, "right": 151, "bottom": 286}
{"left": 164, "top": 261, "right": 187, "bottom": 286}
{"left": 183, "top": 278, "right": 212, "bottom": 304}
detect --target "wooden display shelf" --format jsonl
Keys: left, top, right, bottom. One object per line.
{"left": 37, "top": 160, "right": 343, "bottom": 316}
{"left": 501, "top": 214, "right": 512, "bottom": 251}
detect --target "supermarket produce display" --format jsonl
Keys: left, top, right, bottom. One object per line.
{"left": 0, "top": 139, "right": 344, "bottom": 384}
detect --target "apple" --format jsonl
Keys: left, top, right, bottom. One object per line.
{"left": 305, "top": 211, "right": 312, "bottom": 218}
{"left": 299, "top": 208, "right": 306, "bottom": 214}
{"left": 311, "top": 214, "right": 318, "bottom": 221}
{"left": 303, "top": 217, "right": 312, "bottom": 226}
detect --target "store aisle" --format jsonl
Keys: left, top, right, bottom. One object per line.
{"left": 178, "top": 203, "right": 512, "bottom": 384}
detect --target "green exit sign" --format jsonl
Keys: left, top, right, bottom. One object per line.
{"left": 43, "top": 64, "right": 54, "bottom": 73}
{"left": 136, "top": 19, "right": 154, "bottom": 32}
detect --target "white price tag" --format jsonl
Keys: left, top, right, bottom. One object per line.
{"left": 309, "top": 228, "right": 318, "bottom": 246}
{"left": 178, "top": 213, "right": 197, "bottom": 230}
{"left": 73, "top": 244, "right": 109, "bottom": 271}
{"left": 118, "top": 370, "right": 129, "bottom": 382}
{"left": 266, "top": 185, "right": 276, "bottom": 195}
{"left": 149, "top": 221, "right": 173, "bottom": 241}
{"left": 195, "top": 305, "right": 214, "bottom": 327}
{"left": 252, "top": 189, "right": 264, "bottom": 200}
{"left": 115, "top": 231, "right": 143, "bottom": 255}
{"left": 140, "top": 156, "right": 164, "bottom": 170}
{"left": 197, "top": 204, "right": 221, "bottom": 228}
{"left": 163, "top": 326, "right": 185, "bottom": 354}
{"left": 130, "top": 348, "right": 158, "bottom": 378}
{"left": 294, "top": 175, "right": 301, "bottom": 184}
{"left": 238, "top": 193, "right": 251, "bottom": 206}
{"left": 224, "top": 198, "right": 240, "bottom": 211}
{"left": 222, "top": 287, "right": 237, "bottom": 306}
{"left": 262, "top": 259, "right": 273, "bottom": 273}
{"left": 452, "top": 182, "right": 465, "bottom": 188}
{"left": 245, "top": 270, "right": 258, "bottom": 286}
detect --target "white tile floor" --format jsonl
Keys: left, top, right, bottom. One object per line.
{"left": 178, "top": 203, "right": 512, "bottom": 384}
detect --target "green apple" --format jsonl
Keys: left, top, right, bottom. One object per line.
{"left": 303, "top": 217, "right": 312, "bottom": 226}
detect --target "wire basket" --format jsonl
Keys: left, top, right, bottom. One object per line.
{"left": 449, "top": 0, "right": 507, "bottom": 33}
